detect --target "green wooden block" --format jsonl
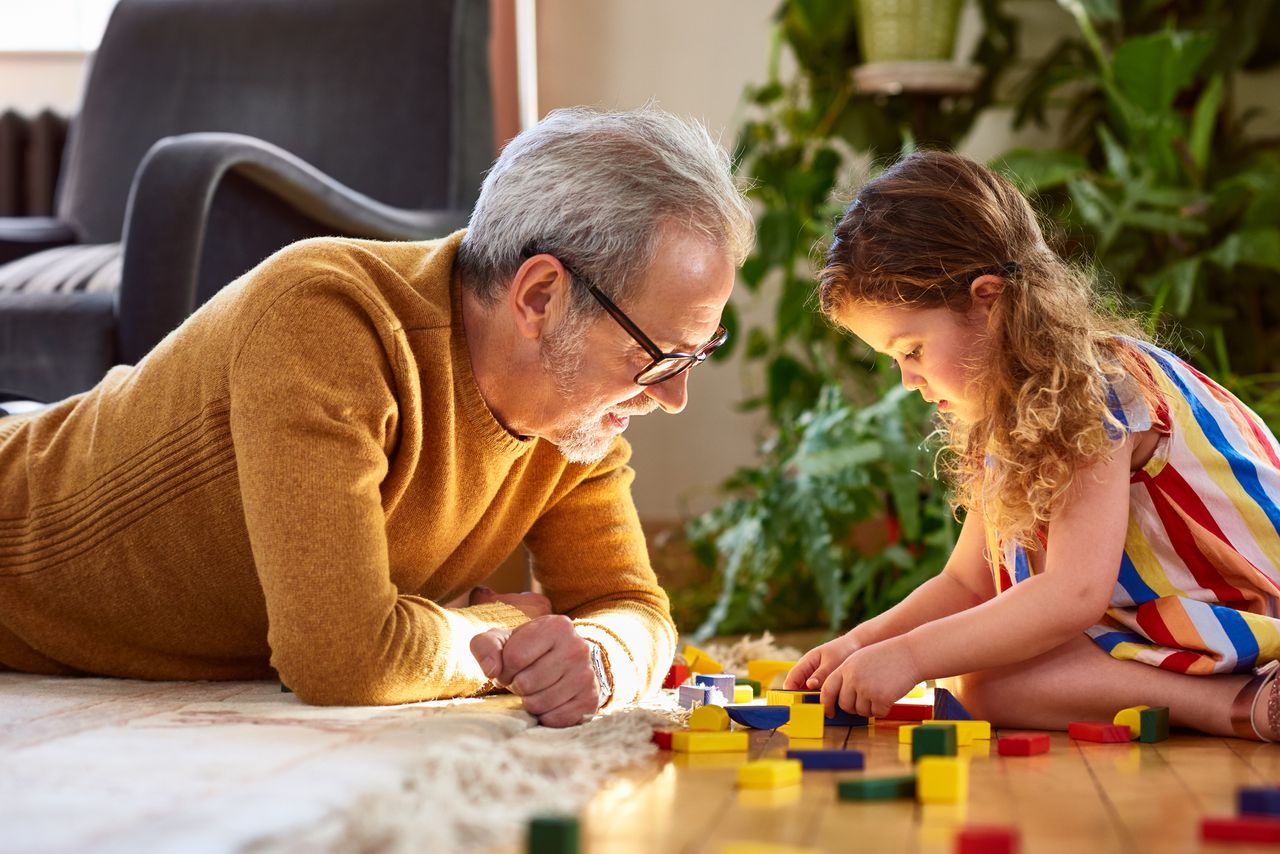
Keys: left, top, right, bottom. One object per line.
{"left": 735, "top": 677, "right": 762, "bottom": 696}
{"left": 1139, "top": 706, "right": 1169, "bottom": 743}
{"left": 837, "top": 774, "right": 916, "bottom": 800}
{"left": 911, "top": 723, "right": 958, "bottom": 762}
{"left": 527, "top": 814, "right": 579, "bottom": 854}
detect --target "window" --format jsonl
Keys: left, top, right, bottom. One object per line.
{"left": 0, "top": 0, "right": 119, "bottom": 53}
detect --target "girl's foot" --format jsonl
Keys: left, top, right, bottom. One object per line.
{"left": 1233, "top": 661, "right": 1280, "bottom": 742}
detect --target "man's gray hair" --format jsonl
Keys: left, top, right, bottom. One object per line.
{"left": 456, "top": 106, "right": 754, "bottom": 316}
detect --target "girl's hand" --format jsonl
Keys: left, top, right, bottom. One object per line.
{"left": 784, "top": 631, "right": 863, "bottom": 690}
{"left": 820, "top": 636, "right": 921, "bottom": 719}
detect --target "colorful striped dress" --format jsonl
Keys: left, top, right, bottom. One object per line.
{"left": 985, "top": 339, "right": 1280, "bottom": 675}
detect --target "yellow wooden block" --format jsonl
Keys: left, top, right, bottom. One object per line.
{"left": 737, "top": 758, "right": 803, "bottom": 789}
{"left": 766, "top": 689, "right": 817, "bottom": 706}
{"left": 898, "top": 724, "right": 920, "bottom": 744}
{"left": 930, "top": 719, "right": 991, "bottom": 742}
{"left": 779, "top": 702, "right": 824, "bottom": 739}
{"left": 689, "top": 704, "right": 730, "bottom": 731}
{"left": 917, "top": 756, "right": 968, "bottom": 804}
{"left": 906, "top": 683, "right": 927, "bottom": 698}
{"left": 683, "top": 644, "right": 725, "bottom": 675}
{"left": 733, "top": 684, "right": 755, "bottom": 703}
{"left": 671, "top": 730, "right": 749, "bottom": 753}
{"left": 1113, "top": 705, "right": 1149, "bottom": 741}
{"left": 746, "top": 659, "right": 797, "bottom": 690}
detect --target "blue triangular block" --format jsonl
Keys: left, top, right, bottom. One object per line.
{"left": 932, "top": 687, "right": 973, "bottom": 721}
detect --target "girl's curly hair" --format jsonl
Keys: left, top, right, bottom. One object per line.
{"left": 818, "top": 150, "right": 1158, "bottom": 546}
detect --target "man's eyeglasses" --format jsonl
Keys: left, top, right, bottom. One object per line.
{"left": 529, "top": 249, "right": 728, "bottom": 386}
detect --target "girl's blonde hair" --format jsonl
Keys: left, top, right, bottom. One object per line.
{"left": 818, "top": 150, "right": 1157, "bottom": 547}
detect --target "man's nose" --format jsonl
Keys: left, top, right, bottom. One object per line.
{"left": 643, "top": 371, "right": 689, "bottom": 414}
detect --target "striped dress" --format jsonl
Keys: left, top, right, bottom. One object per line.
{"left": 985, "top": 339, "right": 1280, "bottom": 675}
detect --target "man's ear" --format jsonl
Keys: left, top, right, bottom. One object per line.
{"left": 508, "top": 255, "right": 569, "bottom": 340}
{"left": 970, "top": 273, "right": 1004, "bottom": 307}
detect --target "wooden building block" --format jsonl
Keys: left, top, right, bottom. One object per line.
{"left": 651, "top": 730, "right": 674, "bottom": 750}
{"left": 1239, "top": 787, "right": 1280, "bottom": 817}
{"left": 747, "top": 659, "right": 797, "bottom": 690}
{"left": 917, "top": 756, "right": 968, "bottom": 804}
{"left": 737, "top": 758, "right": 802, "bottom": 788}
{"left": 899, "top": 724, "right": 920, "bottom": 744}
{"left": 736, "top": 677, "right": 762, "bottom": 696}
{"left": 767, "top": 689, "right": 818, "bottom": 706}
{"left": 906, "top": 683, "right": 927, "bottom": 698}
{"left": 884, "top": 702, "right": 934, "bottom": 721}
{"left": 996, "top": 733, "right": 1050, "bottom": 756}
{"left": 780, "top": 703, "right": 824, "bottom": 739}
{"left": 1068, "top": 721, "right": 1131, "bottom": 743}
{"left": 527, "top": 813, "right": 579, "bottom": 854}
{"left": 955, "top": 824, "right": 1019, "bottom": 854}
{"left": 671, "top": 731, "right": 749, "bottom": 753}
{"left": 1201, "top": 815, "right": 1280, "bottom": 843}
{"left": 683, "top": 644, "right": 724, "bottom": 675}
{"left": 933, "top": 687, "right": 974, "bottom": 721}
{"left": 678, "top": 684, "right": 710, "bottom": 709}
{"left": 934, "top": 720, "right": 992, "bottom": 743}
{"left": 837, "top": 774, "right": 916, "bottom": 800}
{"left": 689, "top": 704, "right": 731, "bottom": 732}
{"left": 785, "top": 748, "right": 864, "bottom": 770}
{"left": 1112, "top": 705, "right": 1149, "bottom": 740}
{"left": 824, "top": 707, "right": 871, "bottom": 727}
{"left": 1139, "top": 706, "right": 1169, "bottom": 743}
{"left": 912, "top": 724, "right": 958, "bottom": 762}
{"left": 695, "top": 673, "right": 737, "bottom": 705}
{"left": 725, "top": 704, "right": 790, "bottom": 729}
{"left": 661, "top": 663, "right": 690, "bottom": 690}
{"left": 733, "top": 684, "right": 755, "bottom": 703}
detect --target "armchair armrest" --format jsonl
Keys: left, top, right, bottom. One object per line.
{"left": 117, "top": 132, "right": 470, "bottom": 364}
{"left": 0, "top": 218, "right": 77, "bottom": 265}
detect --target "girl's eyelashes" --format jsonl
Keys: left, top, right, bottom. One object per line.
{"left": 902, "top": 346, "right": 921, "bottom": 361}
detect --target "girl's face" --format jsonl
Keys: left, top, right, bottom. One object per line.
{"left": 838, "top": 301, "right": 990, "bottom": 422}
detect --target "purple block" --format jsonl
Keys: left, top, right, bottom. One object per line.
{"left": 695, "top": 673, "right": 736, "bottom": 706}
{"left": 785, "top": 748, "right": 865, "bottom": 770}
{"left": 1240, "top": 787, "right": 1280, "bottom": 817}
{"left": 724, "top": 704, "right": 791, "bottom": 729}
{"left": 678, "top": 684, "right": 710, "bottom": 709}
{"left": 825, "top": 707, "right": 870, "bottom": 727}
{"left": 932, "top": 687, "right": 973, "bottom": 721}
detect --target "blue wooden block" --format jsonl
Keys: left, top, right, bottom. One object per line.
{"left": 932, "top": 687, "right": 973, "bottom": 721}
{"left": 678, "top": 684, "right": 710, "bottom": 709}
{"left": 786, "top": 748, "right": 865, "bottom": 770}
{"left": 1240, "top": 787, "right": 1280, "bottom": 817}
{"left": 695, "top": 673, "right": 736, "bottom": 705}
{"left": 825, "top": 707, "right": 870, "bottom": 727}
{"left": 724, "top": 704, "right": 791, "bottom": 729}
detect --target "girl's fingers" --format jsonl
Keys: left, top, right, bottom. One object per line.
{"left": 784, "top": 653, "right": 818, "bottom": 689}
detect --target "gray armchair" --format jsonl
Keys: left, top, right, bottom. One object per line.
{"left": 0, "top": 0, "right": 493, "bottom": 403}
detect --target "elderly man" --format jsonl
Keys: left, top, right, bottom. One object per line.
{"left": 0, "top": 108, "right": 753, "bottom": 726}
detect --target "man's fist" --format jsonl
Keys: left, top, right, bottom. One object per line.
{"left": 468, "top": 585, "right": 552, "bottom": 620}
{"left": 469, "top": 615, "right": 605, "bottom": 728}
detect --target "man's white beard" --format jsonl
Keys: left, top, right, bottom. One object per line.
{"left": 540, "top": 321, "right": 613, "bottom": 465}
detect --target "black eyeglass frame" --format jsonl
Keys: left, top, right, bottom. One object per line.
{"left": 528, "top": 249, "right": 729, "bottom": 386}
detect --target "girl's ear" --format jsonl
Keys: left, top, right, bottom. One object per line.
{"left": 970, "top": 274, "right": 1004, "bottom": 306}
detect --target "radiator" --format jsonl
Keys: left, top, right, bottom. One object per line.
{"left": 0, "top": 109, "right": 68, "bottom": 217}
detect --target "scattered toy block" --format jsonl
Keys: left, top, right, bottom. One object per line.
{"left": 767, "top": 689, "right": 818, "bottom": 706}
{"left": 825, "top": 707, "right": 871, "bottom": 727}
{"left": 785, "top": 748, "right": 864, "bottom": 770}
{"left": 662, "top": 663, "right": 691, "bottom": 690}
{"left": 651, "top": 730, "right": 674, "bottom": 750}
{"left": 899, "top": 724, "right": 920, "bottom": 745}
{"left": 689, "top": 704, "right": 731, "bottom": 731}
{"left": 1112, "top": 705, "right": 1149, "bottom": 741}
{"left": 917, "top": 756, "right": 968, "bottom": 804}
{"left": 780, "top": 703, "right": 824, "bottom": 739}
{"left": 684, "top": 644, "right": 724, "bottom": 675}
{"left": 280, "top": 683, "right": 292, "bottom": 693}
{"left": 955, "top": 824, "right": 1018, "bottom": 854}
{"left": 913, "top": 724, "right": 958, "bottom": 762}
{"left": 1139, "top": 706, "right": 1169, "bottom": 743}
{"left": 933, "top": 687, "right": 973, "bottom": 721}
{"left": 996, "top": 733, "right": 1050, "bottom": 756}
{"left": 738, "top": 758, "right": 803, "bottom": 789}
{"left": 672, "top": 731, "right": 749, "bottom": 753}
{"left": 736, "top": 676, "right": 762, "bottom": 695}
{"left": 934, "top": 720, "right": 991, "bottom": 743}
{"left": 884, "top": 702, "right": 934, "bottom": 721}
{"left": 747, "top": 659, "right": 797, "bottom": 690}
{"left": 1240, "top": 787, "right": 1280, "bottom": 817}
{"left": 733, "top": 684, "right": 755, "bottom": 703}
{"left": 907, "top": 683, "right": 927, "bottom": 698}
{"left": 678, "top": 684, "right": 710, "bottom": 709}
{"left": 527, "top": 813, "right": 579, "bottom": 854}
{"left": 1201, "top": 815, "right": 1280, "bottom": 843}
{"left": 725, "top": 704, "right": 791, "bottom": 729}
{"left": 696, "top": 673, "right": 737, "bottom": 705}
{"left": 1068, "top": 721, "right": 1131, "bottom": 743}
{"left": 837, "top": 774, "right": 916, "bottom": 800}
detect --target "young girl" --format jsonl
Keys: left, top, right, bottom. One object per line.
{"left": 786, "top": 150, "right": 1280, "bottom": 741}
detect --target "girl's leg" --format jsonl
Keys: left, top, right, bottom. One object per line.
{"left": 941, "top": 633, "right": 1262, "bottom": 739}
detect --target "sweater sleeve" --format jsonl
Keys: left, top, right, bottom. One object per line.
{"left": 522, "top": 441, "right": 677, "bottom": 707}
{"left": 229, "top": 276, "right": 527, "bottom": 705}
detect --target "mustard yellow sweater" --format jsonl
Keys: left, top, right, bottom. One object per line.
{"left": 0, "top": 231, "right": 675, "bottom": 706}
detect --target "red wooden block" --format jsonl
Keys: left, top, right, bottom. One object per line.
{"left": 996, "top": 733, "right": 1050, "bottom": 756}
{"left": 651, "top": 730, "right": 673, "bottom": 750}
{"left": 883, "top": 702, "right": 933, "bottom": 721}
{"left": 1201, "top": 815, "right": 1280, "bottom": 843}
{"left": 1067, "top": 721, "right": 1131, "bottom": 743}
{"left": 956, "top": 824, "right": 1019, "bottom": 854}
{"left": 662, "top": 663, "right": 690, "bottom": 690}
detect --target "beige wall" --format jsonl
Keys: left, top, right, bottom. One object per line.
{"left": 0, "top": 52, "right": 85, "bottom": 114}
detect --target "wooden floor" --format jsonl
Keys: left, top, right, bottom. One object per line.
{"left": 503, "top": 718, "right": 1280, "bottom": 854}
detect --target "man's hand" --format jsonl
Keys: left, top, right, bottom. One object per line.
{"left": 468, "top": 585, "right": 552, "bottom": 619}
{"left": 819, "top": 635, "right": 921, "bottom": 719}
{"left": 784, "top": 630, "right": 863, "bottom": 691}
{"left": 469, "top": 615, "right": 603, "bottom": 727}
